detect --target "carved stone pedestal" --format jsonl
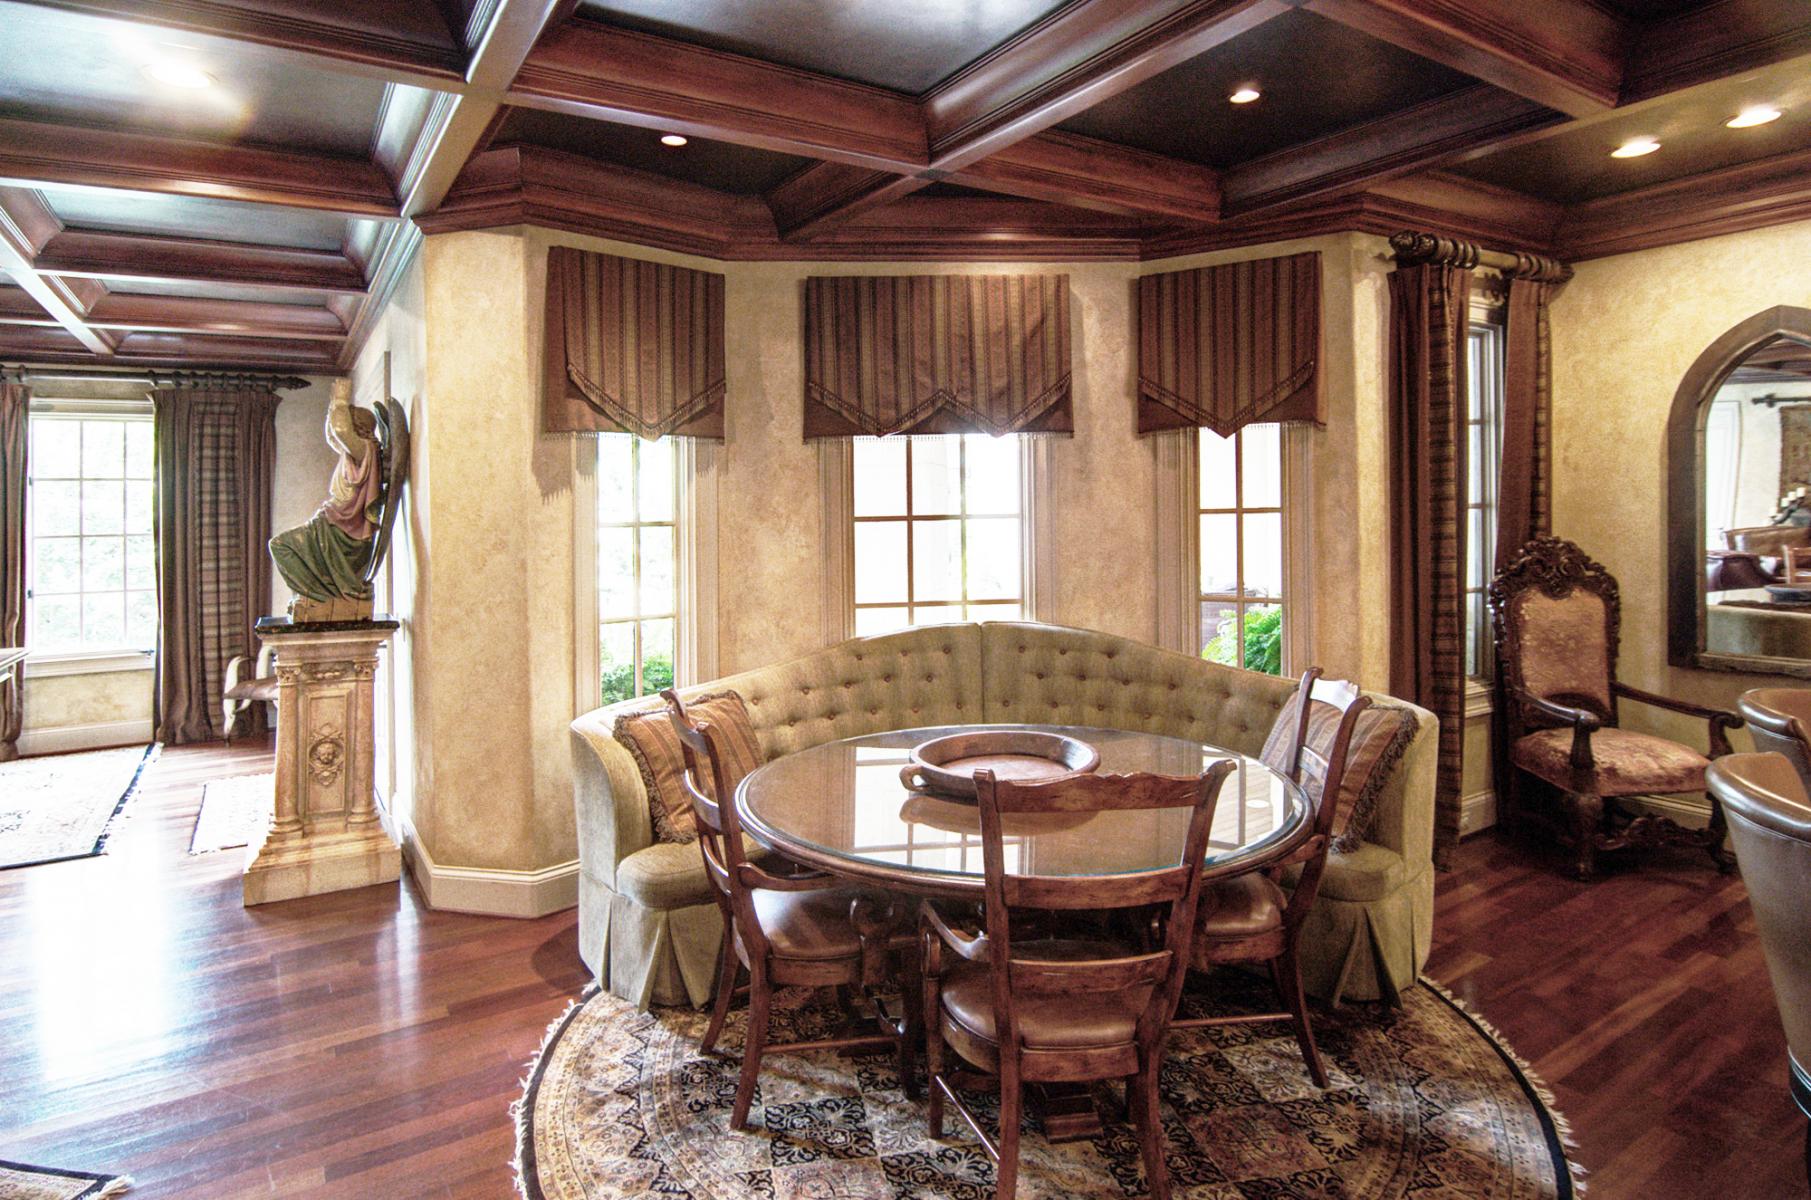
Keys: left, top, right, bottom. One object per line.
{"left": 244, "top": 618, "right": 401, "bottom": 906}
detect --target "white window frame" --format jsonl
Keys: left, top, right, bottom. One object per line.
{"left": 1156, "top": 425, "right": 1312, "bottom": 673}
{"left": 24, "top": 396, "right": 157, "bottom": 676}
{"left": 1465, "top": 313, "right": 1506, "bottom": 683}
{"left": 821, "top": 435, "right": 1055, "bottom": 642}
{"left": 572, "top": 435, "right": 718, "bottom": 714}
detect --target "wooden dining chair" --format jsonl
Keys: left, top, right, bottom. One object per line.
{"left": 1172, "top": 668, "right": 1369, "bottom": 1089}
{"left": 662, "top": 690, "right": 919, "bottom": 1131}
{"left": 921, "top": 762, "right": 1234, "bottom": 1200}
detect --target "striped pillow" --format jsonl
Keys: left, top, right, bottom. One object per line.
{"left": 614, "top": 691, "right": 765, "bottom": 844}
{"left": 1260, "top": 689, "right": 1416, "bottom": 853}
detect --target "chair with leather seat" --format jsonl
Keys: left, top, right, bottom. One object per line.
{"left": 1489, "top": 536, "right": 1740, "bottom": 879}
{"left": 920, "top": 762, "right": 1233, "bottom": 1200}
{"left": 1173, "top": 667, "right": 1367, "bottom": 1088}
{"left": 664, "top": 690, "right": 918, "bottom": 1131}
{"left": 1705, "top": 752, "right": 1811, "bottom": 1187}
{"left": 1738, "top": 688, "right": 1811, "bottom": 793}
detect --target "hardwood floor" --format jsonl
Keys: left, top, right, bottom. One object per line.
{"left": 0, "top": 743, "right": 1798, "bottom": 1197}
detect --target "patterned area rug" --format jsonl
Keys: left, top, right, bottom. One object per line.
{"left": 188, "top": 772, "right": 273, "bottom": 854}
{"left": 518, "top": 972, "right": 1582, "bottom": 1200}
{"left": 0, "top": 746, "right": 157, "bottom": 870}
{"left": 0, "top": 1160, "right": 131, "bottom": 1199}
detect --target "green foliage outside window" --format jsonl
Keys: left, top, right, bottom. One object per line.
{"left": 1204, "top": 607, "right": 1283, "bottom": 676}
{"left": 601, "top": 651, "right": 675, "bottom": 705}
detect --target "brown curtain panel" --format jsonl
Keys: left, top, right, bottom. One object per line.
{"left": 544, "top": 246, "right": 726, "bottom": 438}
{"left": 1387, "top": 263, "right": 1473, "bottom": 868}
{"left": 153, "top": 388, "right": 279, "bottom": 745}
{"left": 803, "top": 273, "right": 1072, "bottom": 438}
{"left": 0, "top": 382, "right": 25, "bottom": 760}
{"left": 1495, "top": 277, "right": 1557, "bottom": 570}
{"left": 1137, "top": 252, "right": 1322, "bottom": 436}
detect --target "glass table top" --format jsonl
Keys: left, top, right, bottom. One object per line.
{"left": 736, "top": 725, "right": 1308, "bottom": 893}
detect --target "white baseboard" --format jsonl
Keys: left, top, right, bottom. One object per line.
{"left": 18, "top": 718, "right": 154, "bottom": 757}
{"left": 394, "top": 814, "right": 578, "bottom": 918}
{"left": 1459, "top": 789, "right": 1498, "bottom": 837}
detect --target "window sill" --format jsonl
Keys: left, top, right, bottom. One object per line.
{"left": 25, "top": 650, "right": 155, "bottom": 677}
{"left": 1464, "top": 677, "right": 1495, "bottom": 719}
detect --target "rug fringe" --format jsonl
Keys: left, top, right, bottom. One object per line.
{"left": 94, "top": 1175, "right": 133, "bottom": 1197}
{"left": 512, "top": 985, "right": 600, "bottom": 1200}
{"left": 1420, "top": 977, "right": 1589, "bottom": 1196}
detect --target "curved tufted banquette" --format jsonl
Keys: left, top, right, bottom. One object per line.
{"left": 570, "top": 622, "right": 1437, "bottom": 1009}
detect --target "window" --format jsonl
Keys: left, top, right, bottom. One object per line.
{"left": 596, "top": 433, "right": 678, "bottom": 705}
{"left": 1465, "top": 321, "right": 1505, "bottom": 679}
{"left": 1198, "top": 424, "right": 1286, "bottom": 674}
{"left": 850, "top": 435, "right": 1023, "bottom": 635}
{"left": 27, "top": 411, "right": 156, "bottom": 655}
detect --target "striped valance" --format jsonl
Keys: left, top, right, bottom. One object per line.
{"left": 543, "top": 247, "right": 726, "bottom": 439}
{"left": 1137, "top": 252, "right": 1322, "bottom": 436}
{"left": 803, "top": 274, "right": 1072, "bottom": 439}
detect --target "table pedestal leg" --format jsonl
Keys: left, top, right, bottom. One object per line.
{"left": 1032, "top": 1082, "right": 1108, "bottom": 1143}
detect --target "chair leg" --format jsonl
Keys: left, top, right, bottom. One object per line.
{"left": 1570, "top": 792, "right": 1604, "bottom": 881}
{"left": 924, "top": 990, "right": 946, "bottom": 1138}
{"left": 732, "top": 976, "right": 770, "bottom": 1131}
{"left": 995, "top": 1065, "right": 1022, "bottom": 1200}
{"left": 1131, "top": 1058, "right": 1170, "bottom": 1200}
{"left": 699, "top": 926, "right": 738, "bottom": 1056}
{"left": 896, "top": 949, "right": 923, "bottom": 1101}
{"left": 1271, "top": 946, "right": 1328, "bottom": 1088}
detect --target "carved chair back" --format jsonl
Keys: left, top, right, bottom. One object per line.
{"left": 1270, "top": 669, "right": 1372, "bottom": 933}
{"left": 1489, "top": 536, "right": 1622, "bottom": 741}
{"left": 971, "top": 763, "right": 1233, "bottom": 1057}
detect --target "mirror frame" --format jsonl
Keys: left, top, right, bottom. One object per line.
{"left": 1668, "top": 305, "right": 1811, "bottom": 677}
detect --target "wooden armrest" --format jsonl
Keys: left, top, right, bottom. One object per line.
{"left": 1613, "top": 682, "right": 1741, "bottom": 728}
{"left": 734, "top": 862, "right": 846, "bottom": 893}
{"left": 919, "top": 900, "right": 989, "bottom": 965}
{"left": 1509, "top": 687, "right": 1599, "bottom": 771}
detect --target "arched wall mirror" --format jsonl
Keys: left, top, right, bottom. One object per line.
{"left": 1669, "top": 306, "right": 1811, "bottom": 676}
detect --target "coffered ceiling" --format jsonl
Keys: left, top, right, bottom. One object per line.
{"left": 0, "top": 0, "right": 1806, "bottom": 373}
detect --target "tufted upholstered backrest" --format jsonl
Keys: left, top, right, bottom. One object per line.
{"left": 572, "top": 621, "right": 1436, "bottom": 888}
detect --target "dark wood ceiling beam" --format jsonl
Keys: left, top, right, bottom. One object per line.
{"left": 36, "top": 230, "right": 369, "bottom": 295}
{"left": 950, "top": 132, "right": 1221, "bottom": 222}
{"left": 1622, "top": 1, "right": 1811, "bottom": 104}
{"left": 511, "top": 20, "right": 927, "bottom": 172}
{"left": 0, "top": 187, "right": 112, "bottom": 355}
{"left": 1300, "top": 0, "right": 1625, "bottom": 118}
{"left": 16, "top": 1, "right": 466, "bottom": 89}
{"left": 1555, "top": 143, "right": 1811, "bottom": 261}
{"left": 0, "top": 285, "right": 347, "bottom": 339}
{"left": 1219, "top": 85, "right": 1563, "bottom": 215}
{"left": 0, "top": 117, "right": 399, "bottom": 219}
{"left": 765, "top": 165, "right": 932, "bottom": 240}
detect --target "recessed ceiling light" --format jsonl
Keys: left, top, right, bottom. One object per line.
{"left": 660, "top": 134, "right": 689, "bottom": 147}
{"left": 1229, "top": 87, "right": 1261, "bottom": 104}
{"left": 1611, "top": 136, "right": 1660, "bottom": 158}
{"left": 1727, "top": 105, "right": 1783, "bottom": 128}
{"left": 143, "top": 60, "right": 215, "bottom": 89}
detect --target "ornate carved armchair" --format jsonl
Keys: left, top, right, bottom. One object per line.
{"left": 1490, "top": 537, "right": 1740, "bottom": 879}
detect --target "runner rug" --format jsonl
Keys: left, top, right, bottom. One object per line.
{"left": 0, "top": 745, "right": 157, "bottom": 870}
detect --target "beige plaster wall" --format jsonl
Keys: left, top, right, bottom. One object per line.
{"left": 1550, "top": 218, "right": 1811, "bottom": 753}
{"left": 21, "top": 669, "right": 151, "bottom": 732}
{"left": 271, "top": 379, "right": 340, "bottom": 616}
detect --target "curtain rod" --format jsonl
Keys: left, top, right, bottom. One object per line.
{"left": 1388, "top": 231, "right": 1572, "bottom": 283}
{"left": 0, "top": 364, "right": 314, "bottom": 390}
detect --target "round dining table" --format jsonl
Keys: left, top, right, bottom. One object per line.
{"left": 737, "top": 722, "right": 1310, "bottom": 900}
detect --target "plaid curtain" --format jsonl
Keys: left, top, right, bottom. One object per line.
{"left": 1387, "top": 263, "right": 1473, "bottom": 869}
{"left": 153, "top": 388, "right": 278, "bottom": 745}
{"left": 0, "top": 382, "right": 25, "bottom": 760}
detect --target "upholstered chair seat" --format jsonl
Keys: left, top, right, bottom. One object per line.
{"left": 1510, "top": 727, "right": 1710, "bottom": 795}
{"left": 938, "top": 938, "right": 1153, "bottom": 1056}
{"left": 1194, "top": 872, "right": 1287, "bottom": 942}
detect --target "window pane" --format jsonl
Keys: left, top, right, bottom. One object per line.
{"left": 597, "top": 527, "right": 635, "bottom": 618}
{"left": 82, "top": 481, "right": 123, "bottom": 534}
{"left": 126, "top": 535, "right": 155, "bottom": 591}
{"left": 855, "top": 606, "right": 909, "bottom": 636}
{"left": 854, "top": 521, "right": 908, "bottom": 604}
{"left": 910, "top": 438, "right": 962, "bottom": 516}
{"left": 33, "top": 481, "right": 80, "bottom": 536}
{"left": 1243, "top": 512, "right": 1282, "bottom": 599}
{"left": 1200, "top": 514, "right": 1239, "bottom": 594}
{"left": 34, "top": 536, "right": 80, "bottom": 594}
{"left": 968, "top": 601, "right": 1021, "bottom": 623}
{"left": 641, "top": 618, "right": 675, "bottom": 693}
{"left": 853, "top": 438, "right": 907, "bottom": 517}
{"left": 82, "top": 536, "right": 124, "bottom": 592}
{"left": 600, "top": 621, "right": 636, "bottom": 705}
{"left": 914, "top": 604, "right": 963, "bottom": 625}
{"left": 963, "top": 435, "right": 1020, "bottom": 515}
{"left": 31, "top": 420, "right": 81, "bottom": 478}
{"left": 82, "top": 421, "right": 124, "bottom": 477}
{"left": 597, "top": 434, "right": 634, "bottom": 523}
{"left": 1469, "top": 508, "right": 1489, "bottom": 593}
{"left": 636, "top": 438, "right": 674, "bottom": 523}
{"left": 33, "top": 595, "right": 81, "bottom": 649}
{"left": 1242, "top": 425, "right": 1281, "bottom": 508}
{"left": 125, "top": 421, "right": 153, "bottom": 479}
{"left": 1242, "top": 603, "right": 1284, "bottom": 675}
{"left": 965, "top": 517, "right": 1020, "bottom": 601}
{"left": 912, "top": 520, "right": 963, "bottom": 602}
{"left": 126, "top": 590, "right": 157, "bottom": 650}
{"left": 1200, "top": 600, "right": 1241, "bottom": 666}
{"left": 125, "top": 481, "right": 153, "bottom": 536}
{"left": 638, "top": 525, "right": 676, "bottom": 615}
{"left": 1199, "top": 429, "right": 1236, "bottom": 509}
{"left": 82, "top": 591, "right": 124, "bottom": 646}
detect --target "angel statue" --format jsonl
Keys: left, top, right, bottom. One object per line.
{"left": 269, "top": 378, "right": 409, "bottom": 622}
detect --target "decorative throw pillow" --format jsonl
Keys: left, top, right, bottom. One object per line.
{"left": 614, "top": 691, "right": 764, "bottom": 844}
{"left": 1260, "top": 687, "right": 1417, "bottom": 854}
